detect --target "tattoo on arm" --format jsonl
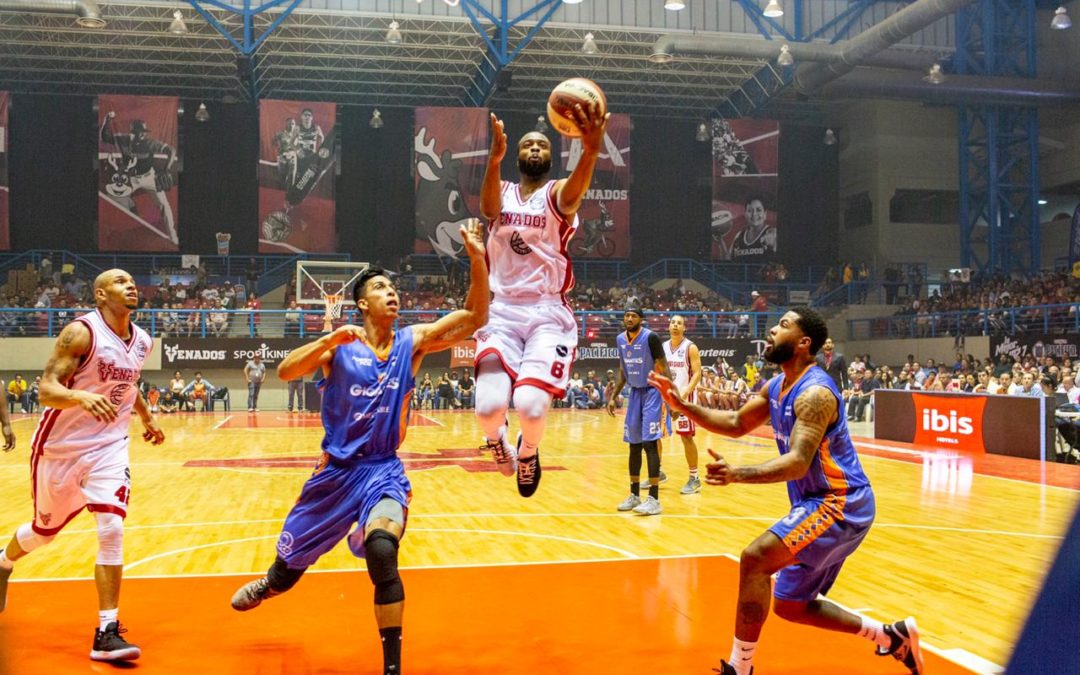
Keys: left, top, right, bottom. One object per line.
{"left": 788, "top": 386, "right": 836, "bottom": 463}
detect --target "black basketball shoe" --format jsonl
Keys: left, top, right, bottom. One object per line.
{"left": 90, "top": 622, "right": 141, "bottom": 661}
{"left": 516, "top": 433, "right": 541, "bottom": 498}
{"left": 713, "top": 660, "right": 752, "bottom": 674}
{"left": 231, "top": 576, "right": 281, "bottom": 611}
{"left": 876, "top": 617, "right": 924, "bottom": 674}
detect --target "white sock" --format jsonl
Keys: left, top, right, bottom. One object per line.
{"left": 99, "top": 608, "right": 118, "bottom": 631}
{"left": 858, "top": 617, "right": 893, "bottom": 649}
{"left": 729, "top": 637, "right": 757, "bottom": 675}
{"left": 689, "top": 468, "right": 699, "bottom": 479}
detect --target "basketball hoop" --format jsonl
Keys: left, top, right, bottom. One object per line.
{"left": 323, "top": 293, "right": 345, "bottom": 332}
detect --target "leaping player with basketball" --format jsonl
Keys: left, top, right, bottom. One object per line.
{"left": 231, "top": 220, "right": 490, "bottom": 675}
{"left": 475, "top": 94, "right": 609, "bottom": 497}
{"left": 0, "top": 269, "right": 164, "bottom": 662}
{"left": 649, "top": 306, "right": 923, "bottom": 675}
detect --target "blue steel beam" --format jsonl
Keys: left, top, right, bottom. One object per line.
{"left": 188, "top": 0, "right": 304, "bottom": 56}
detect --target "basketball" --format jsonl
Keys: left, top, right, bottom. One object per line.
{"left": 546, "top": 77, "right": 607, "bottom": 138}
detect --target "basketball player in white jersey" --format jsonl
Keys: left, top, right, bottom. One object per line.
{"left": 663, "top": 315, "right": 704, "bottom": 494}
{"left": 476, "top": 104, "right": 609, "bottom": 497}
{"left": 0, "top": 269, "right": 164, "bottom": 662}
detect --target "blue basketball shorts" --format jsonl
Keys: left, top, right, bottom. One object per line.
{"left": 767, "top": 485, "right": 875, "bottom": 602}
{"left": 624, "top": 386, "right": 665, "bottom": 444}
{"left": 275, "top": 454, "right": 412, "bottom": 569}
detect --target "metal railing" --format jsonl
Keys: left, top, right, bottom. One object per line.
{"left": 0, "top": 307, "right": 785, "bottom": 340}
{"left": 847, "top": 303, "right": 1080, "bottom": 340}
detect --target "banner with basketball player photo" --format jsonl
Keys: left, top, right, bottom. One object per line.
{"left": 560, "top": 112, "right": 631, "bottom": 259}
{"left": 97, "top": 95, "right": 180, "bottom": 252}
{"left": 0, "top": 91, "right": 9, "bottom": 250}
{"left": 709, "top": 119, "right": 779, "bottom": 261}
{"left": 258, "top": 100, "right": 338, "bottom": 253}
{"left": 413, "top": 106, "right": 489, "bottom": 258}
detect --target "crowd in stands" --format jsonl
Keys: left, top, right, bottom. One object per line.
{"left": 412, "top": 370, "right": 475, "bottom": 410}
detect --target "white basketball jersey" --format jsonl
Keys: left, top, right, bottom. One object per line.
{"left": 31, "top": 309, "right": 152, "bottom": 459}
{"left": 663, "top": 338, "right": 696, "bottom": 397}
{"left": 487, "top": 179, "right": 578, "bottom": 301}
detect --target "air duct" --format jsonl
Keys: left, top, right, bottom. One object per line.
{"left": 822, "top": 68, "right": 1080, "bottom": 107}
{"left": 0, "top": 0, "right": 104, "bottom": 27}
{"left": 791, "top": 0, "right": 976, "bottom": 93}
{"left": 649, "top": 34, "right": 942, "bottom": 72}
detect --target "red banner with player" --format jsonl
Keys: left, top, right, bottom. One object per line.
{"left": 97, "top": 95, "right": 179, "bottom": 252}
{"left": 709, "top": 119, "right": 779, "bottom": 261}
{"left": 413, "top": 107, "right": 489, "bottom": 257}
{"left": 560, "top": 112, "right": 631, "bottom": 259}
{"left": 0, "top": 91, "right": 9, "bottom": 250}
{"left": 258, "top": 100, "right": 338, "bottom": 253}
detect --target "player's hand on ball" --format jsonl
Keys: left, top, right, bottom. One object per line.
{"left": 488, "top": 113, "right": 507, "bottom": 163}
{"left": 76, "top": 391, "right": 118, "bottom": 423}
{"left": 705, "top": 449, "right": 736, "bottom": 486}
{"left": 460, "top": 218, "right": 485, "bottom": 259}
{"left": 329, "top": 325, "right": 365, "bottom": 346}
{"left": 574, "top": 101, "right": 609, "bottom": 152}
{"left": 141, "top": 418, "right": 165, "bottom": 445}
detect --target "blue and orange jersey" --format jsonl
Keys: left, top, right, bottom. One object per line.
{"left": 617, "top": 327, "right": 656, "bottom": 389}
{"left": 318, "top": 327, "right": 416, "bottom": 463}
{"left": 767, "top": 364, "right": 870, "bottom": 504}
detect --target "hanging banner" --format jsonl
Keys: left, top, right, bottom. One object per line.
{"left": 97, "top": 95, "right": 180, "bottom": 252}
{"left": 258, "top": 100, "right": 338, "bottom": 253}
{"left": 413, "top": 107, "right": 489, "bottom": 257}
{"left": 561, "top": 112, "right": 631, "bottom": 258}
{"left": 0, "top": 91, "right": 8, "bottom": 250}
{"left": 709, "top": 119, "right": 780, "bottom": 261}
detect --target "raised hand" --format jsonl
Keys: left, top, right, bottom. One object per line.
{"left": 488, "top": 113, "right": 507, "bottom": 163}
{"left": 460, "top": 218, "right": 486, "bottom": 259}
{"left": 573, "top": 101, "right": 609, "bottom": 153}
{"left": 648, "top": 371, "right": 686, "bottom": 414}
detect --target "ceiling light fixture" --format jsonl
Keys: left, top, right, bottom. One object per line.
{"left": 824, "top": 128, "right": 837, "bottom": 146}
{"left": 385, "top": 20, "right": 402, "bottom": 44}
{"left": 648, "top": 47, "right": 673, "bottom": 64}
{"left": 195, "top": 102, "right": 209, "bottom": 122}
{"left": 696, "top": 123, "right": 709, "bottom": 142}
{"left": 370, "top": 109, "right": 384, "bottom": 129}
{"left": 777, "top": 44, "right": 794, "bottom": 66}
{"left": 763, "top": 0, "right": 784, "bottom": 19}
{"left": 664, "top": 1, "right": 686, "bottom": 10}
{"left": 443, "top": 0, "right": 461, "bottom": 7}
{"left": 1038, "top": 198, "right": 1048, "bottom": 206}
{"left": 168, "top": 9, "right": 188, "bottom": 35}
{"left": 923, "top": 63, "right": 946, "bottom": 84}
{"left": 1051, "top": 6, "right": 1072, "bottom": 30}
{"left": 582, "top": 32, "right": 598, "bottom": 55}
{"left": 535, "top": 115, "right": 549, "bottom": 133}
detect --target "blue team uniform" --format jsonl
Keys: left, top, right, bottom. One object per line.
{"left": 766, "top": 365, "right": 875, "bottom": 602}
{"left": 617, "top": 328, "right": 664, "bottom": 443}
{"left": 275, "top": 327, "right": 416, "bottom": 569}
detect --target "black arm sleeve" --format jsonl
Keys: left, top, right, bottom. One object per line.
{"left": 647, "top": 332, "right": 665, "bottom": 360}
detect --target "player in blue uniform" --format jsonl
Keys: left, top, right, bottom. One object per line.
{"left": 607, "top": 306, "right": 671, "bottom": 516}
{"left": 229, "top": 221, "right": 490, "bottom": 675}
{"left": 650, "top": 307, "right": 923, "bottom": 675}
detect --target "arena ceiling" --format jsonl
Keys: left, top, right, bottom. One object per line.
{"left": 0, "top": 1, "right": 1071, "bottom": 122}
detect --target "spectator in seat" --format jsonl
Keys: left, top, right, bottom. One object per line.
{"left": 182, "top": 372, "right": 217, "bottom": 412}
{"left": 847, "top": 370, "right": 877, "bottom": 422}
{"left": 1018, "top": 372, "right": 1043, "bottom": 397}
{"left": 6, "top": 375, "right": 29, "bottom": 413}
{"left": 435, "top": 374, "right": 454, "bottom": 410}
{"left": 26, "top": 376, "right": 41, "bottom": 413}
{"left": 209, "top": 300, "right": 229, "bottom": 338}
{"left": 458, "top": 371, "right": 475, "bottom": 409}
{"left": 159, "top": 390, "right": 178, "bottom": 414}
{"left": 415, "top": 373, "right": 434, "bottom": 410}
{"left": 169, "top": 371, "right": 189, "bottom": 411}
{"left": 1059, "top": 375, "right": 1079, "bottom": 404}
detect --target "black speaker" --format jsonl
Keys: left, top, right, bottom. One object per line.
{"left": 236, "top": 55, "right": 254, "bottom": 83}
{"left": 495, "top": 70, "right": 513, "bottom": 93}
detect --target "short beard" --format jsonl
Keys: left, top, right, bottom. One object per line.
{"left": 763, "top": 341, "right": 795, "bottom": 364}
{"left": 124, "top": 301, "right": 138, "bottom": 311}
{"left": 519, "top": 156, "right": 551, "bottom": 178}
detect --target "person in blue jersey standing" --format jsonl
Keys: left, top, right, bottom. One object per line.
{"left": 229, "top": 220, "right": 490, "bottom": 675}
{"left": 607, "top": 306, "right": 671, "bottom": 516}
{"left": 649, "top": 306, "right": 923, "bottom": 675}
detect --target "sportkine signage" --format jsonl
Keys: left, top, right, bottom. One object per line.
{"left": 160, "top": 338, "right": 304, "bottom": 368}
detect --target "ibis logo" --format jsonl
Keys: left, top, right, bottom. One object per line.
{"left": 912, "top": 393, "right": 987, "bottom": 452}
{"left": 921, "top": 409, "right": 974, "bottom": 435}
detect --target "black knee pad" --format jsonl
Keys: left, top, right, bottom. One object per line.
{"left": 267, "top": 557, "right": 306, "bottom": 592}
{"left": 365, "top": 529, "right": 404, "bottom": 605}
{"left": 629, "top": 443, "right": 644, "bottom": 476}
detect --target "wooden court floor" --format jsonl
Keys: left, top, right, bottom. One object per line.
{"left": 0, "top": 408, "right": 1077, "bottom": 674}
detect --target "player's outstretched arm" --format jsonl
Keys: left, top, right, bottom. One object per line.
{"left": 277, "top": 325, "right": 364, "bottom": 381}
{"left": 39, "top": 322, "right": 118, "bottom": 423}
{"left": 413, "top": 220, "right": 490, "bottom": 356}
{"left": 709, "top": 384, "right": 836, "bottom": 486}
{"left": 649, "top": 370, "right": 769, "bottom": 438}
{"left": 0, "top": 379, "right": 14, "bottom": 452}
{"left": 556, "top": 101, "right": 610, "bottom": 217}
{"left": 480, "top": 113, "right": 507, "bottom": 222}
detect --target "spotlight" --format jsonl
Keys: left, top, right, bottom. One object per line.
{"left": 1038, "top": 198, "right": 1048, "bottom": 206}
{"left": 696, "top": 123, "right": 709, "bottom": 142}
{"left": 923, "top": 64, "right": 946, "bottom": 84}
{"left": 1051, "top": 6, "right": 1072, "bottom": 30}
{"left": 535, "top": 115, "right": 548, "bottom": 133}
{"left": 582, "top": 32, "right": 598, "bottom": 55}
{"left": 195, "top": 102, "right": 209, "bottom": 122}
{"left": 563, "top": 0, "right": 583, "bottom": 4}
{"left": 824, "top": 128, "right": 837, "bottom": 146}
{"left": 664, "top": 1, "right": 686, "bottom": 9}
{"left": 443, "top": 0, "right": 461, "bottom": 6}
{"left": 649, "top": 48, "right": 673, "bottom": 64}
{"left": 763, "top": 0, "right": 784, "bottom": 19}
{"left": 777, "top": 44, "right": 794, "bottom": 67}
{"left": 168, "top": 9, "right": 188, "bottom": 35}
{"left": 370, "top": 109, "right": 384, "bottom": 129}
{"left": 385, "top": 20, "right": 402, "bottom": 44}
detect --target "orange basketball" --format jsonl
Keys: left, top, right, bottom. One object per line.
{"left": 546, "top": 77, "right": 607, "bottom": 138}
